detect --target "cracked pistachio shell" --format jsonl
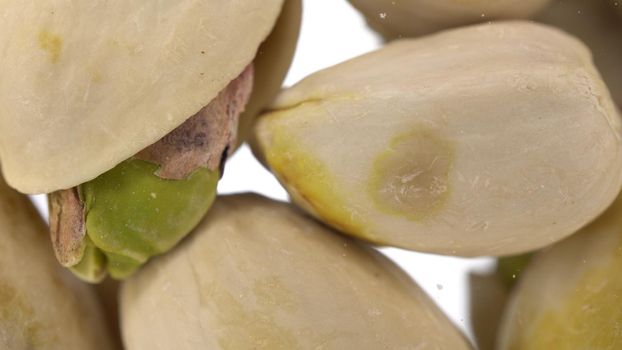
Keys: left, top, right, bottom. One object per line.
{"left": 0, "top": 177, "right": 114, "bottom": 350}
{"left": 498, "top": 192, "right": 622, "bottom": 350}
{"left": 121, "top": 194, "right": 473, "bottom": 350}
{"left": 236, "top": 0, "right": 302, "bottom": 149}
{"left": 253, "top": 21, "right": 622, "bottom": 257}
{"left": 536, "top": 0, "right": 622, "bottom": 107}
{"left": 347, "top": 0, "right": 551, "bottom": 38}
{"left": 76, "top": 159, "right": 218, "bottom": 281}
{"left": 0, "top": 0, "right": 284, "bottom": 194}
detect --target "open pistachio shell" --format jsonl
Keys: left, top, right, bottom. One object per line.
{"left": 348, "top": 0, "right": 551, "bottom": 38}
{"left": 253, "top": 21, "right": 622, "bottom": 256}
{"left": 0, "top": 176, "right": 114, "bottom": 349}
{"left": 536, "top": 0, "right": 622, "bottom": 107}
{"left": 121, "top": 194, "right": 473, "bottom": 350}
{"left": 498, "top": 192, "right": 622, "bottom": 349}
{"left": 236, "top": 0, "right": 302, "bottom": 149}
{"left": 0, "top": 0, "right": 284, "bottom": 194}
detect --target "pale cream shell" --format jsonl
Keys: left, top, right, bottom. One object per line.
{"left": 253, "top": 21, "right": 622, "bottom": 256}
{"left": 0, "top": 177, "right": 114, "bottom": 349}
{"left": 121, "top": 194, "right": 472, "bottom": 350}
{"left": 497, "top": 194, "right": 622, "bottom": 349}
{"left": 0, "top": 0, "right": 284, "bottom": 194}
{"left": 237, "top": 0, "right": 302, "bottom": 149}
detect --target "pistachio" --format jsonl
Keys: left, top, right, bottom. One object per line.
{"left": 79, "top": 159, "right": 218, "bottom": 280}
{"left": 536, "top": 0, "right": 622, "bottom": 107}
{"left": 347, "top": 0, "right": 551, "bottom": 38}
{"left": 0, "top": 176, "right": 114, "bottom": 350}
{"left": 469, "top": 254, "right": 532, "bottom": 350}
{"left": 253, "top": 21, "right": 622, "bottom": 256}
{"left": 469, "top": 272, "right": 509, "bottom": 350}
{"left": 49, "top": 65, "right": 252, "bottom": 281}
{"left": 498, "top": 192, "right": 622, "bottom": 349}
{"left": 236, "top": 0, "right": 302, "bottom": 149}
{"left": 121, "top": 194, "right": 473, "bottom": 350}
{"left": 0, "top": 0, "right": 285, "bottom": 194}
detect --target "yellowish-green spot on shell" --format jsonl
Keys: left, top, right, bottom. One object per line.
{"left": 38, "top": 30, "right": 62, "bottom": 63}
{"left": 368, "top": 127, "right": 454, "bottom": 221}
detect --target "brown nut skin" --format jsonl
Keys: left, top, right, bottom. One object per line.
{"left": 348, "top": 0, "right": 551, "bottom": 39}
{"left": 536, "top": 0, "right": 622, "bottom": 107}
{"left": 121, "top": 194, "right": 473, "bottom": 350}
{"left": 497, "top": 192, "right": 622, "bottom": 349}
{"left": 0, "top": 176, "right": 115, "bottom": 350}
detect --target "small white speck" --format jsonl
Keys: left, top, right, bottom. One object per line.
{"left": 150, "top": 192, "right": 157, "bottom": 199}
{"left": 379, "top": 12, "right": 387, "bottom": 19}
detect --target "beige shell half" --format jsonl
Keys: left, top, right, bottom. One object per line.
{"left": 121, "top": 194, "right": 473, "bottom": 350}
{"left": 348, "top": 0, "right": 551, "bottom": 38}
{"left": 0, "top": 176, "right": 114, "bottom": 349}
{"left": 497, "top": 193, "right": 622, "bottom": 349}
{"left": 0, "top": 0, "right": 284, "bottom": 194}
{"left": 469, "top": 272, "right": 510, "bottom": 350}
{"left": 536, "top": 0, "right": 622, "bottom": 107}
{"left": 236, "top": 0, "right": 302, "bottom": 149}
{"left": 253, "top": 21, "right": 622, "bottom": 256}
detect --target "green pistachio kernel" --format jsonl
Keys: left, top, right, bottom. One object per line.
{"left": 70, "top": 236, "right": 107, "bottom": 283}
{"left": 72, "top": 158, "right": 218, "bottom": 280}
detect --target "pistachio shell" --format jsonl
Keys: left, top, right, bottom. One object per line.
{"left": 253, "top": 21, "right": 622, "bottom": 256}
{"left": 0, "top": 177, "right": 114, "bottom": 349}
{"left": 536, "top": 0, "right": 622, "bottom": 107}
{"left": 348, "top": 0, "right": 551, "bottom": 38}
{"left": 469, "top": 272, "right": 509, "bottom": 350}
{"left": 236, "top": 0, "right": 302, "bottom": 149}
{"left": 94, "top": 278, "right": 122, "bottom": 349}
{"left": 0, "top": 0, "right": 284, "bottom": 194}
{"left": 469, "top": 254, "right": 531, "bottom": 350}
{"left": 78, "top": 159, "right": 218, "bottom": 280}
{"left": 121, "top": 194, "right": 473, "bottom": 350}
{"left": 498, "top": 193, "right": 622, "bottom": 349}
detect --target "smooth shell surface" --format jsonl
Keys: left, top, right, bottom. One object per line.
{"left": 236, "top": 0, "right": 302, "bottom": 149}
{"left": 0, "top": 0, "right": 283, "bottom": 194}
{"left": 0, "top": 177, "right": 114, "bottom": 349}
{"left": 469, "top": 272, "right": 509, "bottom": 350}
{"left": 348, "top": 0, "right": 551, "bottom": 38}
{"left": 121, "top": 194, "right": 472, "bottom": 350}
{"left": 498, "top": 193, "right": 622, "bottom": 349}
{"left": 536, "top": 0, "right": 622, "bottom": 107}
{"left": 253, "top": 21, "right": 622, "bottom": 256}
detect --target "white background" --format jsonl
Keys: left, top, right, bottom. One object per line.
{"left": 31, "top": 0, "right": 495, "bottom": 345}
